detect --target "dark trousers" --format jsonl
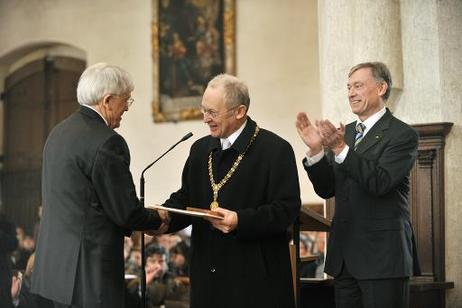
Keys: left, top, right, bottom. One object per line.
{"left": 334, "top": 264, "right": 409, "bottom": 308}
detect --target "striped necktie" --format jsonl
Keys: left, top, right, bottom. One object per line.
{"left": 354, "top": 122, "right": 366, "bottom": 150}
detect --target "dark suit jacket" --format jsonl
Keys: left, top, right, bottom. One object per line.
{"left": 164, "top": 118, "right": 301, "bottom": 308}
{"left": 31, "top": 106, "right": 161, "bottom": 308}
{"left": 304, "top": 109, "right": 418, "bottom": 280}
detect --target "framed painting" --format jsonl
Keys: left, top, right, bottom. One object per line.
{"left": 151, "top": 0, "right": 236, "bottom": 122}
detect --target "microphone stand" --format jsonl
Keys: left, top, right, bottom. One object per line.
{"left": 139, "top": 132, "right": 193, "bottom": 308}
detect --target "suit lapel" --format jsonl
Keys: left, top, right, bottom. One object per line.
{"left": 354, "top": 109, "right": 392, "bottom": 154}
{"left": 345, "top": 123, "right": 357, "bottom": 148}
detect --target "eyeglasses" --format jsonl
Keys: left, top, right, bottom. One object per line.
{"left": 111, "top": 94, "right": 134, "bottom": 108}
{"left": 200, "top": 105, "right": 239, "bottom": 119}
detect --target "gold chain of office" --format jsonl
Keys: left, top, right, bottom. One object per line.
{"left": 208, "top": 126, "right": 260, "bottom": 210}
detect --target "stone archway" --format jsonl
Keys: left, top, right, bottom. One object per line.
{"left": 0, "top": 43, "right": 86, "bottom": 235}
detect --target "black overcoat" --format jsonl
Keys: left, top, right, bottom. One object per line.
{"left": 165, "top": 118, "right": 301, "bottom": 308}
{"left": 304, "top": 109, "right": 419, "bottom": 279}
{"left": 31, "top": 107, "right": 161, "bottom": 308}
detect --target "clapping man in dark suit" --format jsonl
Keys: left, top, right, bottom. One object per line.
{"left": 296, "top": 62, "right": 418, "bottom": 308}
{"left": 31, "top": 63, "right": 167, "bottom": 308}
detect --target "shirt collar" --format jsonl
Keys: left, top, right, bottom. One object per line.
{"left": 358, "top": 107, "right": 386, "bottom": 136}
{"left": 82, "top": 104, "right": 108, "bottom": 126}
{"left": 221, "top": 120, "right": 247, "bottom": 148}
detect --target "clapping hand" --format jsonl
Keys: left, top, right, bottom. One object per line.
{"left": 317, "top": 120, "right": 346, "bottom": 155}
{"left": 296, "top": 112, "right": 346, "bottom": 156}
{"left": 296, "top": 112, "right": 323, "bottom": 155}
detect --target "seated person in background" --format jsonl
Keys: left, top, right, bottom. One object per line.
{"left": 124, "top": 236, "right": 134, "bottom": 264}
{"left": 299, "top": 232, "right": 326, "bottom": 278}
{"left": 299, "top": 233, "right": 317, "bottom": 278}
{"left": 156, "top": 234, "right": 182, "bottom": 252}
{"left": 125, "top": 247, "right": 142, "bottom": 276}
{"left": 12, "top": 234, "right": 35, "bottom": 271}
{"left": 169, "top": 241, "right": 190, "bottom": 278}
{"left": 1, "top": 211, "right": 18, "bottom": 308}
{"left": 11, "top": 253, "right": 53, "bottom": 308}
{"left": 126, "top": 244, "right": 189, "bottom": 308}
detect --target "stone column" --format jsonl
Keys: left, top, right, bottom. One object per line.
{"left": 318, "top": 0, "right": 403, "bottom": 123}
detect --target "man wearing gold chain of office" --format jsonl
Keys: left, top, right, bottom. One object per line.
{"left": 161, "top": 73, "right": 301, "bottom": 308}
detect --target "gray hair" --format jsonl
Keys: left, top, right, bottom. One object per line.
{"left": 348, "top": 62, "right": 392, "bottom": 101}
{"left": 207, "top": 73, "right": 250, "bottom": 109}
{"left": 77, "top": 63, "right": 134, "bottom": 106}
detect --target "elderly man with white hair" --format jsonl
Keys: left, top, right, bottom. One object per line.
{"left": 31, "top": 63, "right": 166, "bottom": 308}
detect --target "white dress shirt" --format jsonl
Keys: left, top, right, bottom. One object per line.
{"left": 221, "top": 120, "right": 247, "bottom": 150}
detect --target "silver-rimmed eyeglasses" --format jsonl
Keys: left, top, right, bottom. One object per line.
{"left": 200, "top": 105, "right": 239, "bottom": 119}
{"left": 112, "top": 94, "right": 134, "bottom": 108}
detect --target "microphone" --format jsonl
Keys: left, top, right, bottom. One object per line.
{"left": 180, "top": 132, "right": 193, "bottom": 142}
{"left": 139, "top": 132, "right": 193, "bottom": 308}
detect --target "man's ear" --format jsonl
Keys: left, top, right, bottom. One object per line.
{"left": 101, "top": 94, "right": 112, "bottom": 110}
{"left": 235, "top": 105, "right": 247, "bottom": 120}
{"left": 377, "top": 81, "right": 388, "bottom": 97}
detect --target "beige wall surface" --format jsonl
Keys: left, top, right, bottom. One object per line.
{"left": 435, "top": 1, "right": 462, "bottom": 306}
{"left": 0, "top": 0, "right": 322, "bottom": 208}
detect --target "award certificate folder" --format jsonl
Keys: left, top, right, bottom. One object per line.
{"left": 149, "top": 205, "right": 224, "bottom": 220}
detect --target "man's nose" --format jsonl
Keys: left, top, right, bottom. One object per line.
{"left": 348, "top": 87, "right": 356, "bottom": 97}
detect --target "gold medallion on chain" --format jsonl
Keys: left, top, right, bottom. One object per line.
{"left": 207, "top": 126, "right": 260, "bottom": 210}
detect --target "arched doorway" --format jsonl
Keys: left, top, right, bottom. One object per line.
{"left": 1, "top": 45, "right": 86, "bottom": 235}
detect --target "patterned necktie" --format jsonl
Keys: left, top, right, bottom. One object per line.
{"left": 354, "top": 122, "right": 366, "bottom": 150}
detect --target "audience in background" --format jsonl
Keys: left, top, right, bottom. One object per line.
{"left": 126, "top": 243, "right": 190, "bottom": 308}
{"left": 11, "top": 253, "right": 53, "bottom": 308}
{"left": 1, "top": 211, "right": 18, "bottom": 308}
{"left": 299, "top": 231, "right": 326, "bottom": 279}
{"left": 126, "top": 248, "right": 143, "bottom": 276}
{"left": 8, "top": 221, "right": 192, "bottom": 307}
{"left": 169, "top": 242, "right": 190, "bottom": 277}
{"left": 12, "top": 230, "right": 35, "bottom": 271}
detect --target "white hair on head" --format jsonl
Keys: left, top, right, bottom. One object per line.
{"left": 207, "top": 73, "right": 250, "bottom": 109}
{"left": 76, "top": 62, "right": 134, "bottom": 106}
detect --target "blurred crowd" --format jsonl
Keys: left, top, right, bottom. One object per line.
{"left": 124, "top": 229, "right": 192, "bottom": 308}
{"left": 1, "top": 209, "right": 192, "bottom": 308}
{"left": 299, "top": 231, "right": 326, "bottom": 279}
{"left": 1, "top": 210, "right": 52, "bottom": 308}
{"left": 2, "top": 213, "right": 322, "bottom": 307}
